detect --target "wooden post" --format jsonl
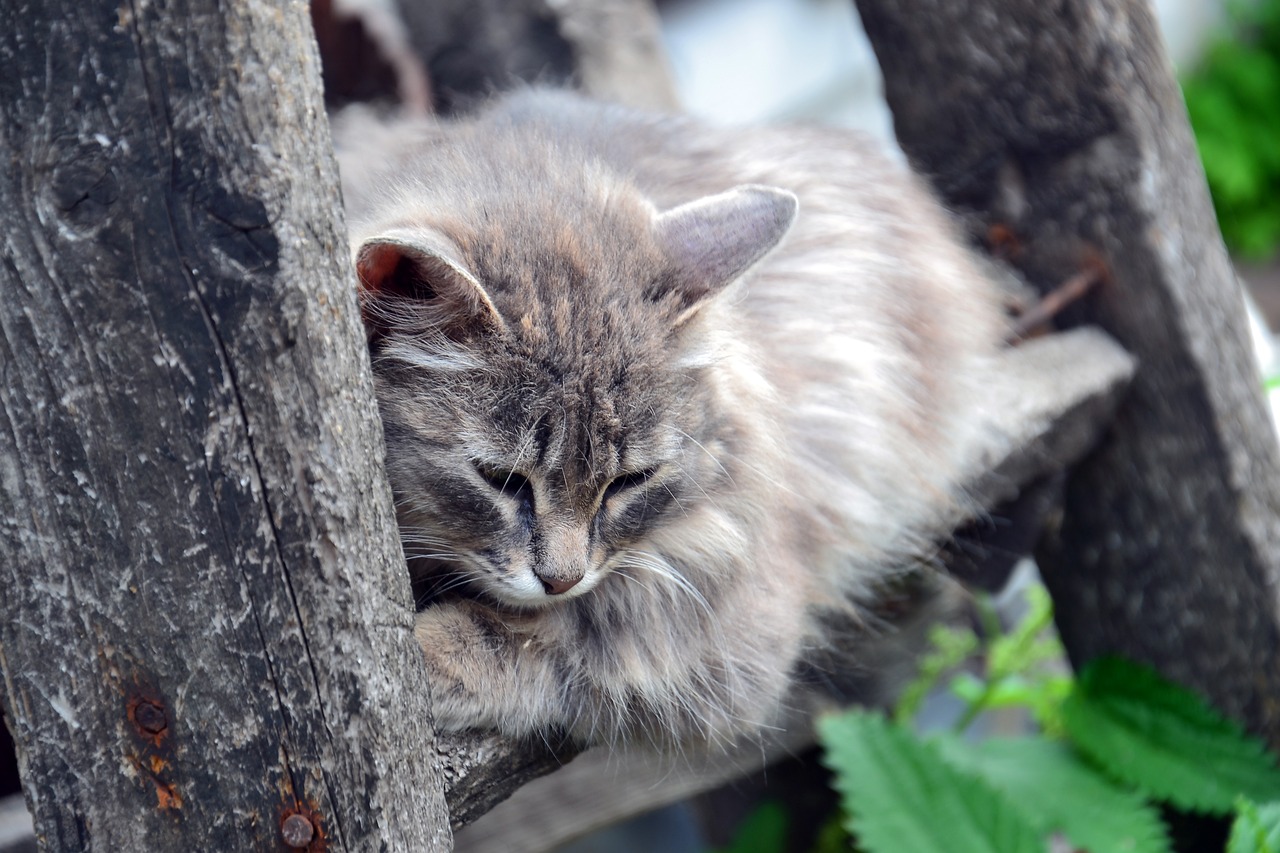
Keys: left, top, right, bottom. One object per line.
{"left": 0, "top": 0, "right": 449, "bottom": 848}
{"left": 855, "top": 0, "right": 1280, "bottom": 745}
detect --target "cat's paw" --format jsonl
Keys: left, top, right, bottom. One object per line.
{"left": 413, "top": 603, "right": 512, "bottom": 732}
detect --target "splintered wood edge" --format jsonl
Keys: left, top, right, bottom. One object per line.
{"left": 437, "top": 326, "right": 1136, "bottom": 839}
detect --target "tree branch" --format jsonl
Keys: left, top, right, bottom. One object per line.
{"left": 856, "top": 0, "right": 1280, "bottom": 745}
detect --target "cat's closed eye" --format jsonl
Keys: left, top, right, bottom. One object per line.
{"left": 475, "top": 464, "right": 532, "bottom": 503}
{"left": 603, "top": 468, "right": 658, "bottom": 502}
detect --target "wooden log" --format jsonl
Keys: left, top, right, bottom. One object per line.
{"left": 855, "top": 0, "right": 1280, "bottom": 745}
{"left": 0, "top": 1, "right": 449, "bottom": 848}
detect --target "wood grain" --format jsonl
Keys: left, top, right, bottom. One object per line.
{"left": 0, "top": 1, "right": 449, "bottom": 848}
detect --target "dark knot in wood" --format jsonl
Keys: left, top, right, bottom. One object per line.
{"left": 47, "top": 144, "right": 119, "bottom": 231}
{"left": 133, "top": 700, "right": 167, "bottom": 735}
{"left": 126, "top": 694, "right": 170, "bottom": 744}
{"left": 281, "top": 813, "right": 316, "bottom": 848}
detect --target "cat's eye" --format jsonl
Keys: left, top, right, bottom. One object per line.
{"left": 603, "top": 468, "right": 658, "bottom": 502}
{"left": 475, "top": 464, "right": 531, "bottom": 498}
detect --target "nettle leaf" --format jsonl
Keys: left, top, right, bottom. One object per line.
{"left": 936, "top": 735, "right": 1172, "bottom": 853}
{"left": 1229, "top": 799, "right": 1280, "bottom": 853}
{"left": 1064, "top": 658, "right": 1280, "bottom": 812}
{"left": 817, "top": 710, "right": 1041, "bottom": 853}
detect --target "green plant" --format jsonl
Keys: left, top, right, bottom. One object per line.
{"left": 1231, "top": 798, "right": 1280, "bottom": 852}
{"left": 814, "top": 585, "right": 1280, "bottom": 852}
{"left": 1183, "top": 0, "right": 1280, "bottom": 258}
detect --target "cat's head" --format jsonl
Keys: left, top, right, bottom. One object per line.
{"left": 353, "top": 184, "right": 797, "bottom": 608}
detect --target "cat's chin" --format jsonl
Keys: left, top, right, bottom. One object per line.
{"left": 486, "top": 574, "right": 600, "bottom": 609}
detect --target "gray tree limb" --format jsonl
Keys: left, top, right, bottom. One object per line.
{"left": 0, "top": 0, "right": 449, "bottom": 848}
{"left": 855, "top": 0, "right": 1280, "bottom": 745}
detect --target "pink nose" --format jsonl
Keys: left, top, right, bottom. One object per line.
{"left": 539, "top": 575, "right": 581, "bottom": 596}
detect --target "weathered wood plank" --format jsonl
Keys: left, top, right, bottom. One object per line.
{"left": 856, "top": 0, "right": 1280, "bottom": 745}
{"left": 0, "top": 1, "right": 448, "bottom": 848}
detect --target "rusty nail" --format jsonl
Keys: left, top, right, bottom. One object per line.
{"left": 134, "top": 700, "right": 167, "bottom": 735}
{"left": 281, "top": 813, "right": 315, "bottom": 848}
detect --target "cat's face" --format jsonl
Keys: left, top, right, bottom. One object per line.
{"left": 354, "top": 184, "right": 796, "bottom": 608}
{"left": 375, "top": 325, "right": 715, "bottom": 607}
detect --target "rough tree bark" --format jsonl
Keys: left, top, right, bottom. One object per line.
{"left": 0, "top": 0, "right": 449, "bottom": 849}
{"left": 855, "top": 0, "right": 1280, "bottom": 745}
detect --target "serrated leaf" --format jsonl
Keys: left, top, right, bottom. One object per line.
{"left": 936, "top": 735, "right": 1172, "bottom": 853}
{"left": 1229, "top": 799, "right": 1280, "bottom": 853}
{"left": 1063, "top": 658, "right": 1280, "bottom": 812}
{"left": 817, "top": 710, "right": 1041, "bottom": 853}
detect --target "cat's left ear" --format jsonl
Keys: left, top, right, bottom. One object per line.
{"left": 354, "top": 228, "right": 505, "bottom": 341}
{"left": 652, "top": 184, "right": 798, "bottom": 324}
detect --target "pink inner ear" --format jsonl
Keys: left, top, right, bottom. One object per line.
{"left": 356, "top": 243, "right": 406, "bottom": 294}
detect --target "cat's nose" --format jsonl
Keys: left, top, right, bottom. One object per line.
{"left": 538, "top": 574, "right": 581, "bottom": 596}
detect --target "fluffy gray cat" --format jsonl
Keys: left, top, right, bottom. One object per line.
{"left": 335, "top": 90, "right": 1004, "bottom": 749}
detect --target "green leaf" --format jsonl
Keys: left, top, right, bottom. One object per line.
{"left": 936, "top": 735, "right": 1172, "bottom": 853}
{"left": 1211, "top": 50, "right": 1280, "bottom": 115}
{"left": 1229, "top": 799, "right": 1280, "bottom": 853}
{"left": 893, "top": 623, "right": 978, "bottom": 724}
{"left": 817, "top": 710, "right": 1041, "bottom": 853}
{"left": 987, "top": 585, "right": 1063, "bottom": 679}
{"left": 714, "top": 801, "right": 788, "bottom": 853}
{"left": 1203, "top": 140, "right": 1265, "bottom": 202}
{"left": 1063, "top": 658, "right": 1280, "bottom": 812}
{"left": 1181, "top": 1, "right": 1280, "bottom": 259}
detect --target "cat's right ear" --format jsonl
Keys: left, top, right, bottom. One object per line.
{"left": 354, "top": 229, "right": 504, "bottom": 340}
{"left": 652, "top": 184, "right": 798, "bottom": 326}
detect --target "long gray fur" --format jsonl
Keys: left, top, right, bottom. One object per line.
{"left": 334, "top": 90, "right": 1006, "bottom": 749}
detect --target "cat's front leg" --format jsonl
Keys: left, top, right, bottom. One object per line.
{"left": 413, "top": 601, "right": 570, "bottom": 735}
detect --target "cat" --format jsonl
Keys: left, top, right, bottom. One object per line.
{"left": 334, "top": 89, "right": 1005, "bottom": 750}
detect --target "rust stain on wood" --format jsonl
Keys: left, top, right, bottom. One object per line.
{"left": 126, "top": 694, "right": 170, "bottom": 748}
{"left": 152, "top": 777, "right": 184, "bottom": 811}
{"left": 279, "top": 800, "right": 327, "bottom": 851}
{"left": 122, "top": 682, "right": 183, "bottom": 811}
{"left": 125, "top": 753, "right": 184, "bottom": 811}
